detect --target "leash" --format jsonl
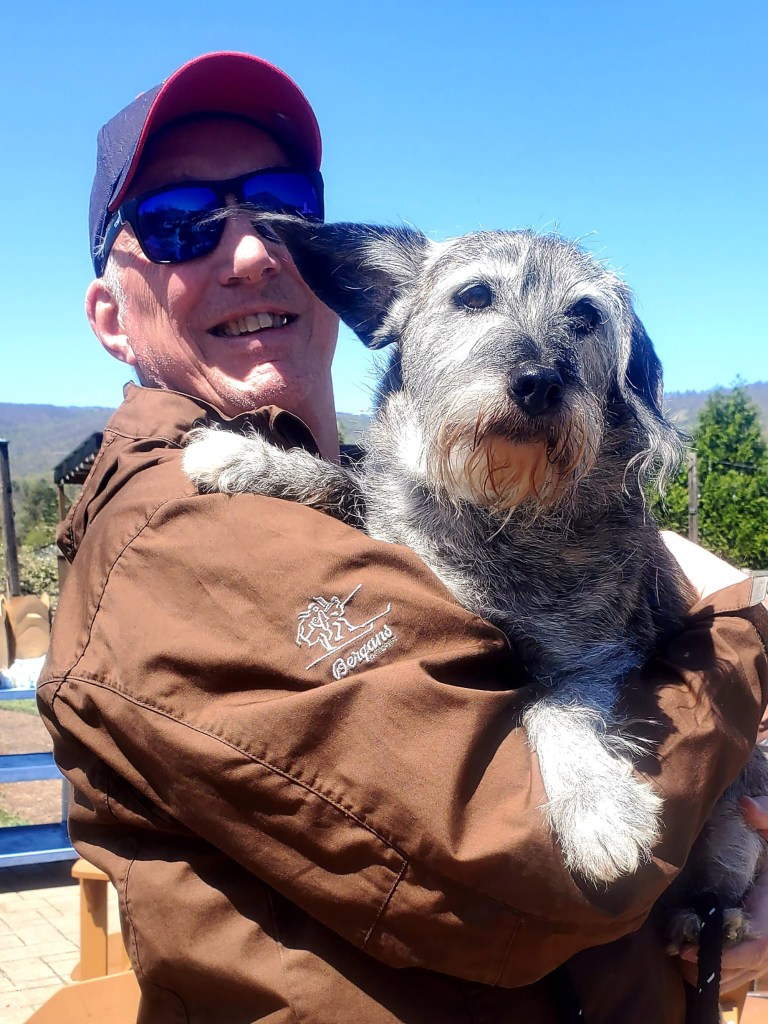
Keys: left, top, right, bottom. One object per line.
{"left": 549, "top": 964, "right": 585, "bottom": 1022}
{"left": 547, "top": 892, "right": 726, "bottom": 1024}
{"left": 685, "top": 892, "right": 724, "bottom": 1024}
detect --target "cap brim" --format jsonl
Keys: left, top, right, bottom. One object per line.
{"left": 110, "top": 51, "right": 321, "bottom": 211}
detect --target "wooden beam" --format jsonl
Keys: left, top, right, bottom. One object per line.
{"left": 24, "top": 970, "right": 140, "bottom": 1023}
{"left": 0, "top": 439, "right": 20, "bottom": 597}
{"left": 687, "top": 449, "right": 699, "bottom": 544}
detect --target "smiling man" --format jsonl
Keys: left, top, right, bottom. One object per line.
{"left": 87, "top": 60, "right": 340, "bottom": 459}
{"left": 38, "top": 52, "right": 768, "bottom": 1024}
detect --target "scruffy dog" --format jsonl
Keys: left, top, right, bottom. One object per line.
{"left": 183, "top": 218, "right": 767, "bottom": 954}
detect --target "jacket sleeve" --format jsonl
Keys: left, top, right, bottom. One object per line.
{"left": 40, "top": 489, "right": 768, "bottom": 988}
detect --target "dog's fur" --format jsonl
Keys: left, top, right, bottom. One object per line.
{"left": 183, "top": 215, "right": 768, "bottom": 947}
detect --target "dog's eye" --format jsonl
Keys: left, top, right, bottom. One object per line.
{"left": 454, "top": 283, "right": 493, "bottom": 310}
{"left": 566, "top": 299, "right": 602, "bottom": 334}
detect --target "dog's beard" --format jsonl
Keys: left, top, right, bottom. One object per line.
{"left": 431, "top": 397, "right": 601, "bottom": 513}
{"left": 465, "top": 436, "right": 561, "bottom": 509}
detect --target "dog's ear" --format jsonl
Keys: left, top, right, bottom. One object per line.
{"left": 618, "top": 314, "right": 684, "bottom": 487}
{"left": 624, "top": 316, "right": 664, "bottom": 418}
{"left": 255, "top": 218, "right": 430, "bottom": 348}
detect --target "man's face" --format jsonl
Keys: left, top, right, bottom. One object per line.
{"left": 95, "top": 118, "right": 339, "bottom": 421}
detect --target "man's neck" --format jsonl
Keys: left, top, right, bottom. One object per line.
{"left": 134, "top": 377, "right": 342, "bottom": 464}
{"left": 298, "top": 396, "right": 341, "bottom": 464}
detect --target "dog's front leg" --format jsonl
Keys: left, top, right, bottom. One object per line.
{"left": 183, "top": 427, "right": 365, "bottom": 526}
{"left": 523, "top": 694, "right": 662, "bottom": 885}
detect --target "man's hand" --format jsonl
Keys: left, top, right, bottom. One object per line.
{"left": 678, "top": 796, "right": 768, "bottom": 994}
{"left": 661, "top": 531, "right": 747, "bottom": 601}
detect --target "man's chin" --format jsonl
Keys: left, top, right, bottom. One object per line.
{"left": 208, "top": 370, "right": 301, "bottom": 417}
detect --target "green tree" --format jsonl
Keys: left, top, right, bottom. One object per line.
{"left": 0, "top": 537, "right": 59, "bottom": 598}
{"left": 16, "top": 477, "right": 59, "bottom": 549}
{"left": 657, "top": 385, "right": 768, "bottom": 568}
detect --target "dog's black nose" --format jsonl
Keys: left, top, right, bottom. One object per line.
{"left": 509, "top": 365, "right": 564, "bottom": 416}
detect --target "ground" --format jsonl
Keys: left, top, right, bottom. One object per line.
{"left": 0, "top": 703, "right": 126, "bottom": 1024}
{"left": 0, "top": 705, "right": 61, "bottom": 826}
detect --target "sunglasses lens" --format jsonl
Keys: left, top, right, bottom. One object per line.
{"left": 129, "top": 171, "right": 323, "bottom": 266}
{"left": 136, "top": 186, "right": 222, "bottom": 263}
{"left": 241, "top": 171, "right": 323, "bottom": 219}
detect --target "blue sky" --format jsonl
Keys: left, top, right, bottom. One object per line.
{"left": 0, "top": 0, "right": 765, "bottom": 414}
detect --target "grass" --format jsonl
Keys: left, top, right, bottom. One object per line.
{"left": 0, "top": 699, "right": 38, "bottom": 715}
{"left": 0, "top": 807, "right": 27, "bottom": 827}
{"left": 0, "top": 698, "right": 40, "bottom": 827}
{"left": 0, "top": 695, "right": 42, "bottom": 828}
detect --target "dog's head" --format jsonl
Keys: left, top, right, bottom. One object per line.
{"left": 261, "top": 217, "right": 683, "bottom": 512}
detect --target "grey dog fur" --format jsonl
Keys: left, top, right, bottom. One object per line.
{"left": 183, "top": 215, "right": 768, "bottom": 941}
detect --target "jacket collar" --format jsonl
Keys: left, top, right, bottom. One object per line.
{"left": 110, "top": 382, "right": 320, "bottom": 453}
{"left": 58, "top": 383, "right": 321, "bottom": 563}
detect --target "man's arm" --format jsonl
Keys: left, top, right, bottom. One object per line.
{"left": 39, "top": 491, "right": 768, "bottom": 987}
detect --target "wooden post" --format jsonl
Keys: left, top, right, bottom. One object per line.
{"left": 687, "top": 450, "right": 699, "bottom": 545}
{"left": 57, "top": 481, "right": 70, "bottom": 593}
{"left": 0, "top": 440, "right": 21, "bottom": 597}
{"left": 72, "top": 858, "right": 110, "bottom": 979}
{"left": 56, "top": 481, "right": 69, "bottom": 521}
{"left": 720, "top": 982, "right": 750, "bottom": 1022}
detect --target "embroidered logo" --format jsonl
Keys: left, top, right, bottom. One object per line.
{"left": 297, "top": 584, "right": 397, "bottom": 678}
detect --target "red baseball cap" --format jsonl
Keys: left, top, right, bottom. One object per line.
{"left": 90, "top": 52, "right": 322, "bottom": 275}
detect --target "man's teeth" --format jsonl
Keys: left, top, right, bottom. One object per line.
{"left": 218, "top": 313, "right": 290, "bottom": 337}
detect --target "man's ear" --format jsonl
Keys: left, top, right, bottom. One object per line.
{"left": 85, "top": 278, "right": 137, "bottom": 366}
{"left": 256, "top": 218, "right": 431, "bottom": 349}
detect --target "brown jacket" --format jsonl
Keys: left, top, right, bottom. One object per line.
{"left": 39, "top": 383, "right": 768, "bottom": 1024}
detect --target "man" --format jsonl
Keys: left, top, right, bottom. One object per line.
{"left": 39, "top": 52, "right": 768, "bottom": 1023}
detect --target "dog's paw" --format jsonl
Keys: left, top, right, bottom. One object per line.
{"left": 723, "top": 907, "right": 759, "bottom": 947}
{"left": 182, "top": 427, "right": 266, "bottom": 493}
{"left": 553, "top": 773, "right": 663, "bottom": 885}
{"left": 666, "top": 906, "right": 759, "bottom": 955}
{"left": 666, "top": 909, "right": 702, "bottom": 955}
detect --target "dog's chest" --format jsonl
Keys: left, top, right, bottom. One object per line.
{"left": 365, "top": 473, "right": 651, "bottom": 671}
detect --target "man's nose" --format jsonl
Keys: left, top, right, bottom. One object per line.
{"left": 215, "top": 211, "right": 281, "bottom": 284}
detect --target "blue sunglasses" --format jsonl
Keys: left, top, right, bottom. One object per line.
{"left": 99, "top": 166, "right": 324, "bottom": 275}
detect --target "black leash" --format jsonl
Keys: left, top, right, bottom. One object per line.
{"left": 685, "top": 892, "right": 724, "bottom": 1024}
{"left": 547, "top": 893, "right": 724, "bottom": 1024}
{"left": 550, "top": 964, "right": 585, "bottom": 1022}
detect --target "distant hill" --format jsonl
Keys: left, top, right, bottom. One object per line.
{"left": 0, "top": 404, "right": 115, "bottom": 479}
{"left": 0, "top": 402, "right": 372, "bottom": 479}
{"left": 1, "top": 383, "right": 766, "bottom": 479}
{"left": 337, "top": 413, "right": 371, "bottom": 444}
{"left": 664, "top": 381, "right": 768, "bottom": 435}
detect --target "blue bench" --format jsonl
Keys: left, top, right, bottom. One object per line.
{"left": 0, "top": 751, "right": 63, "bottom": 783}
{"left": 0, "top": 687, "right": 37, "bottom": 701}
{"left": 0, "top": 822, "right": 75, "bottom": 868}
{"left": 0, "top": 738, "right": 76, "bottom": 868}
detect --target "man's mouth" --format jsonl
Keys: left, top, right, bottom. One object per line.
{"left": 210, "top": 312, "right": 295, "bottom": 337}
